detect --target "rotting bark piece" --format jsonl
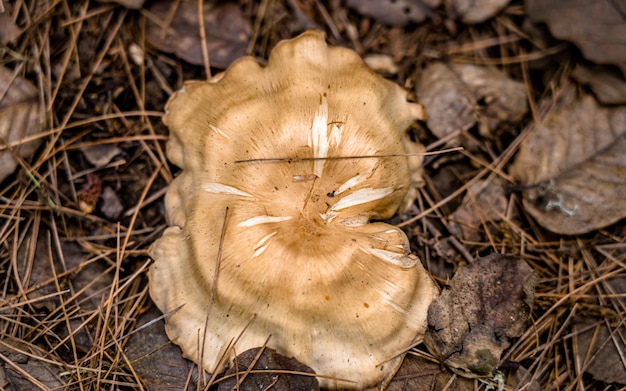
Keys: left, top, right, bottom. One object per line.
{"left": 424, "top": 254, "right": 537, "bottom": 378}
{"left": 149, "top": 30, "right": 437, "bottom": 390}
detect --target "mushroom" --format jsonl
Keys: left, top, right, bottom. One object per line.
{"left": 149, "top": 30, "right": 438, "bottom": 390}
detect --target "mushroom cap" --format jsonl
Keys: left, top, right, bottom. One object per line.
{"left": 149, "top": 30, "right": 437, "bottom": 390}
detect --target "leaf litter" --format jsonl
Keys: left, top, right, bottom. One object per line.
{"left": 510, "top": 83, "right": 626, "bottom": 235}
{"left": 1, "top": 0, "right": 625, "bottom": 390}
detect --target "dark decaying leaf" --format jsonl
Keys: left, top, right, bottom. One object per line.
{"left": 526, "top": 0, "right": 626, "bottom": 76}
{"left": 1, "top": 339, "right": 65, "bottom": 390}
{"left": 217, "top": 347, "right": 319, "bottom": 391}
{"left": 386, "top": 354, "right": 474, "bottom": 391}
{"left": 388, "top": 353, "right": 541, "bottom": 390}
{"left": 125, "top": 306, "right": 199, "bottom": 391}
{"left": 575, "top": 316, "right": 626, "bottom": 385}
{"left": 424, "top": 254, "right": 537, "bottom": 378}
{"left": 346, "top": 0, "right": 439, "bottom": 27}
{"left": 509, "top": 85, "right": 626, "bottom": 235}
{"left": 146, "top": 1, "right": 251, "bottom": 69}
{"left": 444, "top": 0, "right": 511, "bottom": 24}
{"left": 417, "top": 62, "right": 527, "bottom": 141}
{"left": 0, "top": 65, "right": 44, "bottom": 183}
{"left": 574, "top": 276, "right": 626, "bottom": 385}
{"left": 572, "top": 65, "right": 626, "bottom": 105}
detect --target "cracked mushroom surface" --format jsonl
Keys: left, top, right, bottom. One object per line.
{"left": 149, "top": 30, "right": 438, "bottom": 390}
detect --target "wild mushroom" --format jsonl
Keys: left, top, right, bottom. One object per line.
{"left": 149, "top": 30, "right": 438, "bottom": 390}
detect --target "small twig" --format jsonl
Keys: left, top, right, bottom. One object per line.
{"left": 235, "top": 148, "right": 463, "bottom": 164}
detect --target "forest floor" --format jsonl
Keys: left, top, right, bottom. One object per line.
{"left": 1, "top": 0, "right": 625, "bottom": 390}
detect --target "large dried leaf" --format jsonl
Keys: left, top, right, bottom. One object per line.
{"left": 424, "top": 254, "right": 536, "bottom": 378}
{"left": 0, "top": 66, "right": 43, "bottom": 183}
{"left": 146, "top": 1, "right": 251, "bottom": 69}
{"left": 445, "top": 0, "right": 511, "bottom": 24}
{"left": 346, "top": 0, "right": 440, "bottom": 27}
{"left": 526, "top": 0, "right": 626, "bottom": 76}
{"left": 510, "top": 87, "right": 626, "bottom": 235}
{"left": 417, "top": 63, "right": 527, "bottom": 141}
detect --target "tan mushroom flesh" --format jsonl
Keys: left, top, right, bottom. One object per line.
{"left": 149, "top": 30, "right": 438, "bottom": 390}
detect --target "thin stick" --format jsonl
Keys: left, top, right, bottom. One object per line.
{"left": 234, "top": 148, "right": 464, "bottom": 164}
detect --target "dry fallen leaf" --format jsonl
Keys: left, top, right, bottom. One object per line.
{"left": 0, "top": 65, "right": 44, "bottom": 183}
{"left": 424, "top": 254, "right": 537, "bottom": 378}
{"left": 526, "top": 0, "right": 626, "bottom": 76}
{"left": 510, "top": 85, "right": 626, "bottom": 235}
{"left": 448, "top": 178, "right": 508, "bottom": 243}
{"left": 146, "top": 1, "right": 251, "bottom": 69}
{"left": 417, "top": 62, "right": 527, "bottom": 141}
{"left": 346, "top": 0, "right": 439, "bottom": 27}
{"left": 444, "top": 0, "right": 511, "bottom": 24}
{"left": 217, "top": 347, "right": 319, "bottom": 391}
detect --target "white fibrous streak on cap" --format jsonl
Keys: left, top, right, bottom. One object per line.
{"left": 335, "top": 174, "right": 367, "bottom": 196}
{"left": 308, "top": 95, "right": 343, "bottom": 178}
{"left": 208, "top": 124, "right": 231, "bottom": 140}
{"left": 237, "top": 215, "right": 293, "bottom": 227}
{"left": 330, "top": 188, "right": 394, "bottom": 212}
{"left": 203, "top": 183, "right": 254, "bottom": 197}
{"left": 252, "top": 231, "right": 278, "bottom": 258}
{"left": 365, "top": 247, "right": 418, "bottom": 268}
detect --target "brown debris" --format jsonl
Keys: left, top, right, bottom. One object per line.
{"left": 424, "top": 254, "right": 537, "bottom": 378}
